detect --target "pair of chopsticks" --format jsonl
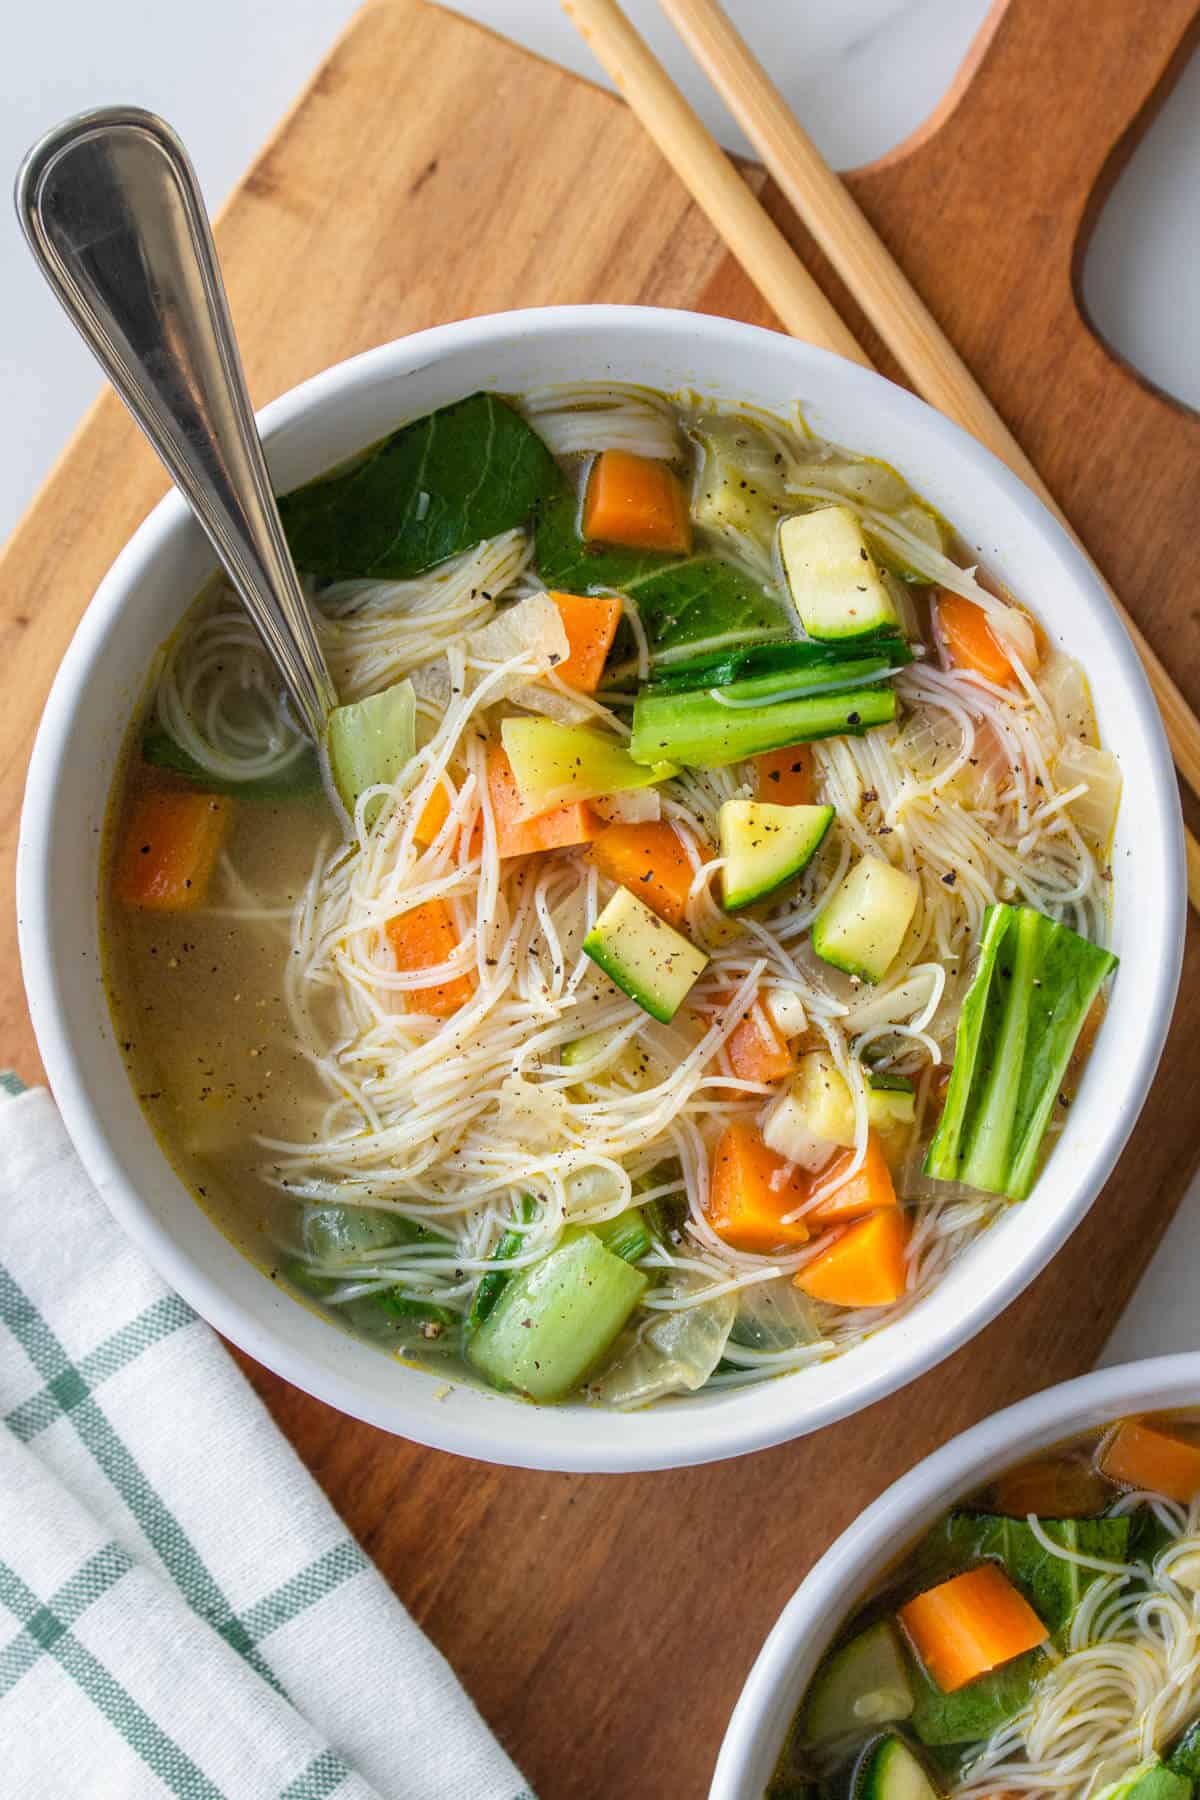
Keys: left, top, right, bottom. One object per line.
{"left": 562, "top": 0, "right": 1200, "bottom": 912}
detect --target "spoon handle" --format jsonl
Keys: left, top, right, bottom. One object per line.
{"left": 15, "top": 106, "right": 337, "bottom": 743}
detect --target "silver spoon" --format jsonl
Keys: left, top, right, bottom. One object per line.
{"left": 15, "top": 106, "right": 337, "bottom": 743}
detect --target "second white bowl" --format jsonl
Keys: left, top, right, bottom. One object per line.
{"left": 711, "top": 1353, "right": 1200, "bottom": 1797}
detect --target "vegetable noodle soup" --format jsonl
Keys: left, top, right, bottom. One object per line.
{"left": 770, "top": 1410, "right": 1200, "bottom": 1800}
{"left": 102, "top": 383, "right": 1121, "bottom": 1410}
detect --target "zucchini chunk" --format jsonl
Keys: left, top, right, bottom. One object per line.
{"left": 719, "top": 799, "right": 834, "bottom": 910}
{"left": 812, "top": 855, "right": 919, "bottom": 983}
{"left": 583, "top": 887, "right": 709, "bottom": 1023}
{"left": 764, "top": 1050, "right": 911, "bottom": 1168}
{"left": 853, "top": 1734, "right": 940, "bottom": 1800}
{"left": 866, "top": 1069, "right": 916, "bottom": 1127}
{"left": 779, "top": 505, "right": 901, "bottom": 641}
{"left": 804, "top": 1621, "right": 914, "bottom": 1742}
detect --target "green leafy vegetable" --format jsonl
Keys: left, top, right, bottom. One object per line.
{"left": 567, "top": 1207, "right": 652, "bottom": 1264}
{"left": 277, "top": 392, "right": 562, "bottom": 580}
{"left": 646, "top": 633, "right": 911, "bottom": 694}
{"left": 1167, "top": 1720, "right": 1200, "bottom": 1779}
{"left": 536, "top": 486, "right": 792, "bottom": 661}
{"left": 465, "top": 1196, "right": 536, "bottom": 1337}
{"left": 923, "top": 905, "right": 1117, "bottom": 1200}
{"left": 466, "top": 1231, "right": 648, "bottom": 1401}
{"left": 937, "top": 1512, "right": 1131, "bottom": 1634}
{"left": 142, "top": 726, "right": 323, "bottom": 800}
{"left": 909, "top": 1646, "right": 1046, "bottom": 1747}
{"left": 634, "top": 560, "right": 793, "bottom": 662}
{"left": 629, "top": 680, "right": 896, "bottom": 769}
{"left": 341, "top": 1289, "right": 459, "bottom": 1344}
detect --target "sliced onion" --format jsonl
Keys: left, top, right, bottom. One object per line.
{"left": 590, "top": 1273, "right": 735, "bottom": 1409}
{"left": 1053, "top": 738, "right": 1122, "bottom": 848}
{"left": 1041, "top": 652, "right": 1100, "bottom": 747}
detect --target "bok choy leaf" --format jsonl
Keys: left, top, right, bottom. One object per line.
{"left": 924, "top": 904, "right": 1117, "bottom": 1200}
{"left": 277, "top": 392, "right": 562, "bottom": 580}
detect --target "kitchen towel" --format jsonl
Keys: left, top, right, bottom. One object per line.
{"left": 0, "top": 1076, "right": 533, "bottom": 1800}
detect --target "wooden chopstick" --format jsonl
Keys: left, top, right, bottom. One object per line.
{"left": 561, "top": 0, "right": 866, "bottom": 363}
{"left": 655, "top": 0, "right": 1200, "bottom": 812}
{"left": 561, "top": 0, "right": 1200, "bottom": 912}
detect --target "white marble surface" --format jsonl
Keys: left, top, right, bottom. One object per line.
{"left": 2, "top": 1, "right": 1198, "bottom": 1359}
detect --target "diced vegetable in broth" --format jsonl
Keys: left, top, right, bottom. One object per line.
{"left": 101, "top": 381, "right": 1119, "bottom": 1413}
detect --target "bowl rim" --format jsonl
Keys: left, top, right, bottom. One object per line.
{"left": 709, "top": 1351, "right": 1200, "bottom": 1798}
{"left": 17, "top": 303, "right": 1187, "bottom": 1472}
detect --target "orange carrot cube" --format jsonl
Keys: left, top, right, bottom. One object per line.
{"left": 412, "top": 783, "right": 452, "bottom": 846}
{"left": 549, "top": 591, "right": 623, "bottom": 693}
{"left": 582, "top": 450, "right": 692, "bottom": 554}
{"left": 899, "top": 1565, "right": 1047, "bottom": 1693}
{"left": 1099, "top": 1419, "right": 1200, "bottom": 1503}
{"left": 726, "top": 1005, "right": 796, "bottom": 1086}
{"left": 114, "top": 786, "right": 232, "bottom": 912}
{"left": 754, "top": 744, "right": 815, "bottom": 807}
{"left": 807, "top": 1132, "right": 898, "bottom": 1225}
{"left": 706, "top": 1120, "right": 810, "bottom": 1252}
{"left": 590, "top": 820, "right": 694, "bottom": 926}
{"left": 795, "top": 1208, "right": 909, "bottom": 1307}
{"left": 385, "top": 899, "right": 475, "bottom": 1017}
{"left": 938, "top": 593, "right": 1015, "bottom": 687}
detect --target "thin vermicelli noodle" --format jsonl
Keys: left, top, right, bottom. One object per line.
{"left": 109, "top": 383, "right": 1120, "bottom": 1412}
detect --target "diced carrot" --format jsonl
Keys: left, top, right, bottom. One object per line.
{"left": 582, "top": 450, "right": 692, "bottom": 554}
{"left": 795, "top": 1208, "right": 910, "bottom": 1307}
{"left": 899, "top": 1565, "right": 1047, "bottom": 1694}
{"left": 727, "top": 1005, "right": 796, "bottom": 1085}
{"left": 1098, "top": 1419, "right": 1200, "bottom": 1503}
{"left": 114, "top": 785, "right": 232, "bottom": 912}
{"left": 384, "top": 899, "right": 475, "bottom": 1018}
{"left": 938, "top": 593, "right": 1015, "bottom": 687}
{"left": 590, "top": 820, "right": 694, "bottom": 925}
{"left": 412, "top": 783, "right": 451, "bottom": 846}
{"left": 706, "top": 1120, "right": 810, "bottom": 1253}
{"left": 754, "top": 744, "right": 815, "bottom": 807}
{"left": 549, "top": 591, "right": 623, "bottom": 693}
{"left": 807, "top": 1131, "right": 898, "bottom": 1225}
{"left": 486, "top": 744, "right": 599, "bottom": 860}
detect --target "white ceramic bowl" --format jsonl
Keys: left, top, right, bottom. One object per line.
{"left": 17, "top": 305, "right": 1185, "bottom": 1473}
{"left": 711, "top": 1352, "right": 1200, "bottom": 1797}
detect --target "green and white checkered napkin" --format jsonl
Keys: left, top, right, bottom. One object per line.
{"left": 0, "top": 1076, "right": 534, "bottom": 1800}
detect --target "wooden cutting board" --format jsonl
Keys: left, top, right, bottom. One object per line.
{"left": 4, "top": 1, "right": 1200, "bottom": 1792}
